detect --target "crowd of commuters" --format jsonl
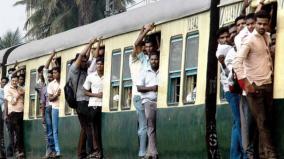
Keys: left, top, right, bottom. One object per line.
{"left": 0, "top": 22, "right": 160, "bottom": 159}
{"left": 217, "top": 0, "right": 277, "bottom": 158}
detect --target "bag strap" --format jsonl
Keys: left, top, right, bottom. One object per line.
{"left": 75, "top": 71, "right": 81, "bottom": 93}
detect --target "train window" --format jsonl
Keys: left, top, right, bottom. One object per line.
{"left": 29, "top": 69, "right": 37, "bottom": 118}
{"left": 168, "top": 36, "right": 183, "bottom": 105}
{"left": 110, "top": 49, "right": 121, "bottom": 111}
{"left": 184, "top": 33, "right": 199, "bottom": 104}
{"left": 121, "top": 47, "right": 133, "bottom": 110}
{"left": 65, "top": 60, "right": 74, "bottom": 115}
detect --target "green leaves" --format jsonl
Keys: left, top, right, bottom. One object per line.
{"left": 0, "top": 29, "right": 22, "bottom": 49}
{"left": 14, "top": 0, "right": 133, "bottom": 39}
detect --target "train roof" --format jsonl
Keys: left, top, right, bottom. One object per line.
{"left": 219, "top": 0, "right": 242, "bottom": 7}
{"left": 7, "top": 0, "right": 210, "bottom": 65}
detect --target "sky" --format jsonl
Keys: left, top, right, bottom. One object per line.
{"left": 0, "top": 0, "right": 26, "bottom": 37}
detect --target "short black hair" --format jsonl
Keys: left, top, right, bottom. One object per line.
{"left": 48, "top": 70, "right": 53, "bottom": 74}
{"left": 1, "top": 77, "right": 9, "bottom": 82}
{"left": 96, "top": 57, "right": 104, "bottom": 64}
{"left": 37, "top": 65, "right": 44, "bottom": 73}
{"left": 217, "top": 27, "right": 229, "bottom": 38}
{"left": 235, "top": 15, "right": 246, "bottom": 25}
{"left": 246, "top": 13, "right": 255, "bottom": 21}
{"left": 99, "top": 46, "right": 105, "bottom": 51}
{"left": 8, "top": 68, "right": 16, "bottom": 73}
{"left": 52, "top": 66, "right": 60, "bottom": 73}
{"left": 228, "top": 23, "right": 236, "bottom": 30}
{"left": 19, "top": 74, "right": 25, "bottom": 79}
{"left": 144, "top": 36, "right": 154, "bottom": 45}
{"left": 149, "top": 51, "right": 160, "bottom": 59}
{"left": 255, "top": 10, "right": 270, "bottom": 20}
{"left": 11, "top": 74, "right": 18, "bottom": 79}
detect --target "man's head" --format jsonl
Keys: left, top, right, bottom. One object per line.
{"left": 245, "top": 13, "right": 256, "bottom": 33}
{"left": 11, "top": 75, "right": 19, "bottom": 88}
{"left": 52, "top": 66, "right": 60, "bottom": 80}
{"left": 149, "top": 52, "right": 159, "bottom": 70}
{"left": 8, "top": 68, "right": 16, "bottom": 75}
{"left": 96, "top": 57, "right": 104, "bottom": 73}
{"left": 255, "top": 10, "right": 270, "bottom": 35}
{"left": 47, "top": 70, "right": 53, "bottom": 82}
{"left": 18, "top": 75, "right": 25, "bottom": 86}
{"left": 217, "top": 27, "right": 230, "bottom": 44}
{"left": 228, "top": 24, "right": 237, "bottom": 44}
{"left": 99, "top": 47, "right": 105, "bottom": 57}
{"left": 37, "top": 65, "right": 44, "bottom": 78}
{"left": 235, "top": 15, "right": 246, "bottom": 33}
{"left": 1, "top": 77, "right": 8, "bottom": 88}
{"left": 271, "top": 31, "right": 276, "bottom": 45}
{"left": 144, "top": 38, "right": 155, "bottom": 54}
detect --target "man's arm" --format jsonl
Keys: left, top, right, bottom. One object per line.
{"left": 11, "top": 66, "right": 25, "bottom": 77}
{"left": 83, "top": 76, "right": 103, "bottom": 98}
{"left": 84, "top": 90, "right": 103, "bottom": 98}
{"left": 92, "top": 37, "right": 102, "bottom": 58}
{"left": 4, "top": 90, "right": 23, "bottom": 105}
{"left": 45, "top": 50, "right": 56, "bottom": 69}
{"left": 241, "top": 0, "right": 251, "bottom": 16}
{"left": 255, "top": 0, "right": 265, "bottom": 13}
{"left": 232, "top": 40, "right": 255, "bottom": 92}
{"left": 48, "top": 89, "right": 60, "bottom": 102}
{"left": 137, "top": 85, "right": 158, "bottom": 93}
{"left": 74, "top": 37, "right": 97, "bottom": 69}
{"left": 13, "top": 60, "right": 19, "bottom": 69}
{"left": 133, "top": 23, "right": 155, "bottom": 58}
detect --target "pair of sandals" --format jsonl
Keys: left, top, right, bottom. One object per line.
{"left": 86, "top": 152, "right": 102, "bottom": 159}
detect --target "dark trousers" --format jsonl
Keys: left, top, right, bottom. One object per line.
{"left": 5, "top": 119, "right": 15, "bottom": 157}
{"left": 89, "top": 106, "right": 102, "bottom": 157}
{"left": 144, "top": 101, "right": 158, "bottom": 156}
{"left": 76, "top": 101, "right": 93, "bottom": 158}
{"left": 8, "top": 112, "right": 24, "bottom": 154}
{"left": 246, "top": 84, "right": 277, "bottom": 158}
{"left": 0, "top": 110, "right": 5, "bottom": 157}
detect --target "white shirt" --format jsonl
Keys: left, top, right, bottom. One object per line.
{"left": 83, "top": 71, "right": 103, "bottom": 107}
{"left": 47, "top": 80, "right": 60, "bottom": 109}
{"left": 216, "top": 44, "right": 233, "bottom": 92}
{"left": 137, "top": 67, "right": 159, "bottom": 104}
{"left": 129, "top": 52, "right": 149, "bottom": 96}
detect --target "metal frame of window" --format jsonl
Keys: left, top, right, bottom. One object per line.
{"left": 121, "top": 47, "right": 133, "bottom": 110}
{"left": 183, "top": 32, "right": 199, "bottom": 104}
{"left": 29, "top": 69, "right": 37, "bottom": 119}
{"left": 65, "top": 60, "right": 75, "bottom": 115}
{"left": 168, "top": 35, "right": 183, "bottom": 105}
{"left": 110, "top": 49, "right": 121, "bottom": 111}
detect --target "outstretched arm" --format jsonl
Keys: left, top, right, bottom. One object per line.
{"left": 255, "top": 0, "right": 265, "bottom": 13}
{"left": 241, "top": 0, "right": 251, "bottom": 16}
{"left": 11, "top": 65, "right": 25, "bottom": 76}
{"left": 92, "top": 37, "right": 103, "bottom": 58}
{"left": 74, "top": 37, "right": 97, "bottom": 69}
{"left": 45, "top": 50, "right": 56, "bottom": 69}
{"left": 133, "top": 23, "right": 155, "bottom": 58}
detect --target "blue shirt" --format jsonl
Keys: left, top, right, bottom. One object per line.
{"left": 0, "top": 88, "right": 4, "bottom": 107}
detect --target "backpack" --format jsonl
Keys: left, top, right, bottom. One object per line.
{"left": 64, "top": 72, "right": 81, "bottom": 109}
